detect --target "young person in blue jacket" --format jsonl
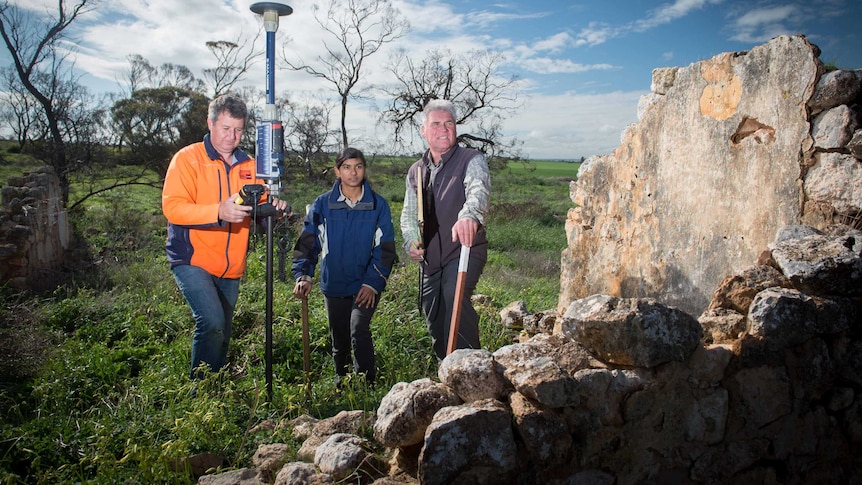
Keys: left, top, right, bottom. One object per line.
{"left": 292, "top": 147, "right": 397, "bottom": 387}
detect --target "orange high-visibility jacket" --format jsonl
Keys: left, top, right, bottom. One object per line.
{"left": 162, "top": 135, "right": 268, "bottom": 279}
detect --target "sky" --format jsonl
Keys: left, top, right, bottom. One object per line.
{"left": 3, "top": 0, "right": 861, "bottom": 160}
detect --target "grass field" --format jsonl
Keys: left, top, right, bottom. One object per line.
{"left": 0, "top": 151, "right": 579, "bottom": 483}
{"left": 506, "top": 159, "right": 582, "bottom": 178}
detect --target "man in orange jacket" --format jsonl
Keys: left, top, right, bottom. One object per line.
{"left": 162, "top": 94, "right": 289, "bottom": 380}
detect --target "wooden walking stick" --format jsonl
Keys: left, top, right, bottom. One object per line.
{"left": 446, "top": 244, "right": 471, "bottom": 355}
{"left": 301, "top": 203, "right": 312, "bottom": 398}
{"left": 416, "top": 166, "right": 425, "bottom": 314}
{"left": 301, "top": 297, "right": 311, "bottom": 383}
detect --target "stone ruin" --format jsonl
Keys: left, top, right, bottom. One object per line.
{"left": 194, "top": 222, "right": 861, "bottom": 485}
{"left": 560, "top": 34, "right": 861, "bottom": 318}
{"left": 192, "top": 35, "right": 862, "bottom": 485}
{"left": 0, "top": 166, "right": 69, "bottom": 291}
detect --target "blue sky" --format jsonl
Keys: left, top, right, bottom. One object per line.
{"left": 4, "top": 0, "right": 861, "bottom": 159}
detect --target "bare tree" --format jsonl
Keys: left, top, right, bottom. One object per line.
{"left": 0, "top": 67, "right": 47, "bottom": 150}
{"left": 380, "top": 47, "right": 522, "bottom": 157}
{"left": 0, "top": 0, "right": 94, "bottom": 203}
{"left": 284, "top": 99, "right": 338, "bottom": 177}
{"left": 280, "top": 0, "right": 408, "bottom": 149}
{"left": 202, "top": 33, "right": 262, "bottom": 98}
{"left": 119, "top": 54, "right": 156, "bottom": 97}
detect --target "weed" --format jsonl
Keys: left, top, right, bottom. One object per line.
{"left": 0, "top": 155, "right": 574, "bottom": 482}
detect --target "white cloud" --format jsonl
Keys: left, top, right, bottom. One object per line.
{"left": 518, "top": 58, "right": 617, "bottom": 75}
{"left": 501, "top": 90, "right": 644, "bottom": 160}
{"left": 635, "top": 0, "right": 724, "bottom": 31}
{"left": 727, "top": 5, "right": 799, "bottom": 43}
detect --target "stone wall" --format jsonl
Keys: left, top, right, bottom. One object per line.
{"left": 560, "top": 35, "right": 861, "bottom": 317}
{"left": 0, "top": 167, "right": 69, "bottom": 290}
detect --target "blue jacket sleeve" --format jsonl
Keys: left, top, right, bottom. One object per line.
{"left": 291, "top": 196, "right": 325, "bottom": 281}
{"left": 363, "top": 195, "right": 397, "bottom": 294}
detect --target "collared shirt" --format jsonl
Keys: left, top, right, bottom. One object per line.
{"left": 337, "top": 185, "right": 366, "bottom": 209}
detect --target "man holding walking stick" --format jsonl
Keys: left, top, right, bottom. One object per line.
{"left": 400, "top": 99, "right": 491, "bottom": 361}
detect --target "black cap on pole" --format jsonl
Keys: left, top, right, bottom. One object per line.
{"left": 250, "top": 2, "right": 293, "bottom": 16}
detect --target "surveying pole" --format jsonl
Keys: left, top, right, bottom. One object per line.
{"left": 250, "top": 1, "right": 292, "bottom": 402}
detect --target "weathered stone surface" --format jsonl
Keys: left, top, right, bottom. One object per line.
{"left": 706, "top": 264, "right": 791, "bottom": 315}
{"left": 274, "top": 462, "right": 333, "bottom": 485}
{"left": 699, "top": 307, "right": 747, "bottom": 344}
{"left": 418, "top": 399, "right": 519, "bottom": 485}
{"left": 562, "top": 294, "right": 702, "bottom": 367}
{"left": 372, "top": 378, "right": 461, "bottom": 448}
{"left": 289, "top": 414, "right": 319, "bottom": 440}
{"left": 437, "top": 348, "right": 511, "bottom": 403}
{"left": 849, "top": 129, "right": 862, "bottom": 159}
{"left": 687, "top": 344, "right": 734, "bottom": 389}
{"left": 811, "top": 104, "right": 859, "bottom": 149}
{"left": 494, "top": 341, "right": 579, "bottom": 408}
{"left": 499, "top": 300, "right": 528, "bottom": 329}
{"left": 808, "top": 68, "right": 862, "bottom": 115}
{"left": 313, "top": 433, "right": 385, "bottom": 482}
{"left": 198, "top": 468, "right": 266, "bottom": 485}
{"left": 747, "top": 287, "right": 819, "bottom": 350}
{"left": 509, "top": 392, "right": 572, "bottom": 475}
{"left": 804, "top": 152, "right": 862, "bottom": 215}
{"left": 730, "top": 365, "right": 793, "bottom": 429}
{"left": 0, "top": 167, "right": 69, "bottom": 290}
{"left": 252, "top": 443, "right": 291, "bottom": 477}
{"left": 560, "top": 35, "right": 822, "bottom": 317}
{"left": 768, "top": 228, "right": 862, "bottom": 296}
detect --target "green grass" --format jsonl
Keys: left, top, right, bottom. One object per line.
{"left": 0, "top": 152, "right": 573, "bottom": 483}
{"left": 506, "top": 159, "right": 581, "bottom": 178}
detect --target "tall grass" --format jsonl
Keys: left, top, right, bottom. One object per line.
{"left": 0, "top": 155, "right": 576, "bottom": 483}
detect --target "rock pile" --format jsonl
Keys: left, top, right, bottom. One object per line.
{"left": 197, "top": 223, "right": 861, "bottom": 484}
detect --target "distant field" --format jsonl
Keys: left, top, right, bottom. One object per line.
{"left": 507, "top": 160, "right": 581, "bottom": 178}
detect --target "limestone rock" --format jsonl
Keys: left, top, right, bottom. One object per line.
{"left": 313, "top": 433, "right": 386, "bottom": 482}
{"left": 494, "top": 340, "right": 579, "bottom": 408}
{"left": 373, "top": 378, "right": 461, "bottom": 448}
{"left": 811, "top": 104, "right": 859, "bottom": 149}
{"left": 768, "top": 228, "right": 862, "bottom": 296}
{"left": 705, "top": 264, "right": 791, "bottom": 315}
{"left": 562, "top": 294, "right": 703, "bottom": 367}
{"left": 560, "top": 35, "right": 823, "bottom": 317}
{"left": 804, "top": 152, "right": 862, "bottom": 215}
{"left": 437, "top": 348, "right": 511, "bottom": 403}
{"left": 699, "top": 307, "right": 747, "bottom": 344}
{"left": 198, "top": 468, "right": 266, "bottom": 485}
{"left": 509, "top": 392, "right": 572, "bottom": 475}
{"left": 418, "top": 399, "right": 519, "bottom": 485}
{"left": 808, "top": 68, "right": 862, "bottom": 115}
{"left": 252, "top": 443, "right": 290, "bottom": 477}
{"left": 274, "top": 462, "right": 333, "bottom": 485}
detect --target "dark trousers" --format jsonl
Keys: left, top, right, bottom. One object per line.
{"left": 324, "top": 295, "right": 377, "bottom": 383}
{"left": 422, "top": 254, "right": 485, "bottom": 360}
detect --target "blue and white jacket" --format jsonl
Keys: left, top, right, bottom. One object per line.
{"left": 292, "top": 179, "right": 397, "bottom": 298}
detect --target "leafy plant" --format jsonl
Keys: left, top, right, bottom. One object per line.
{"left": 0, "top": 152, "right": 577, "bottom": 482}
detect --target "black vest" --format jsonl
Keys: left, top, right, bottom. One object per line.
{"left": 413, "top": 146, "right": 488, "bottom": 275}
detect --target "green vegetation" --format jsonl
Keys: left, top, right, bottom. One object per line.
{"left": 0, "top": 154, "right": 578, "bottom": 483}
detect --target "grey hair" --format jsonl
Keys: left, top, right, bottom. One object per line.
{"left": 208, "top": 94, "right": 248, "bottom": 123}
{"left": 421, "top": 99, "right": 457, "bottom": 125}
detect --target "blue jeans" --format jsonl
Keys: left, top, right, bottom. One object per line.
{"left": 172, "top": 264, "right": 240, "bottom": 380}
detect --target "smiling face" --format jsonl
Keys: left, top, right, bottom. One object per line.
{"left": 207, "top": 112, "right": 245, "bottom": 161}
{"left": 421, "top": 109, "right": 457, "bottom": 160}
